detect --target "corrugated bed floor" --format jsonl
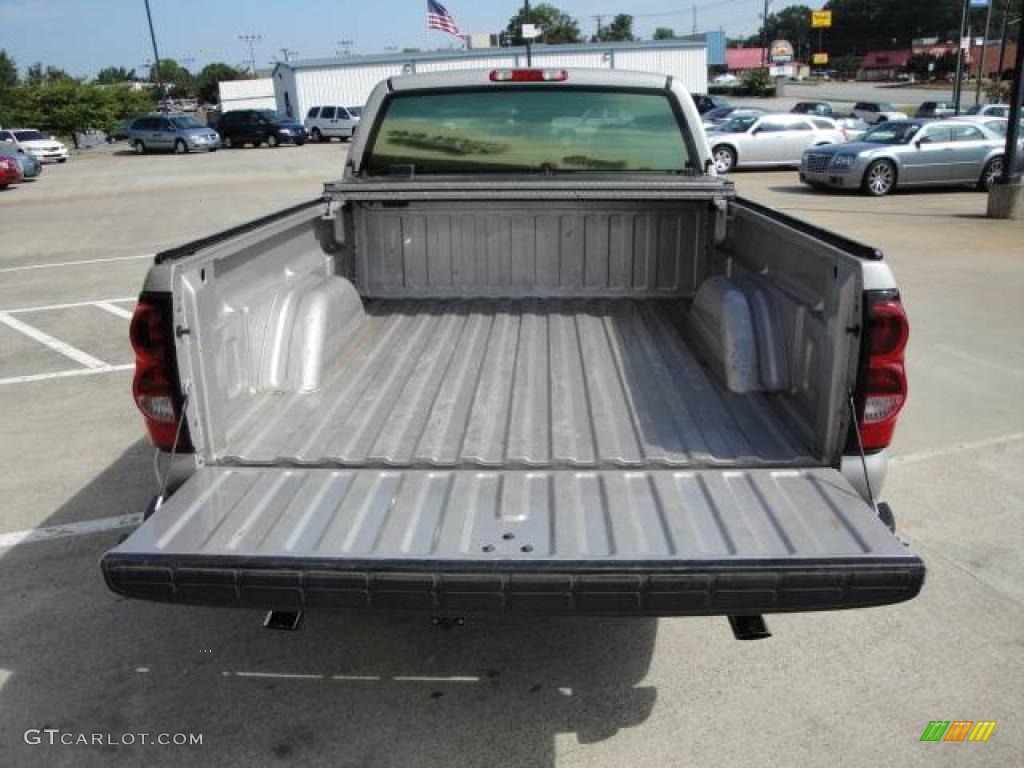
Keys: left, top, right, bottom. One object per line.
{"left": 226, "top": 299, "right": 814, "bottom": 468}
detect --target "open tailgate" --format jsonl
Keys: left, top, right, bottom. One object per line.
{"left": 102, "top": 467, "right": 923, "bottom": 616}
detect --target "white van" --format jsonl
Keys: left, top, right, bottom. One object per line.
{"left": 304, "top": 106, "right": 359, "bottom": 142}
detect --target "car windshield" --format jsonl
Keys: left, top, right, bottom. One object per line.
{"left": 14, "top": 130, "right": 46, "bottom": 141}
{"left": 704, "top": 107, "right": 734, "bottom": 120}
{"left": 861, "top": 122, "right": 922, "bottom": 144}
{"left": 258, "top": 110, "right": 291, "bottom": 124}
{"left": 714, "top": 115, "right": 758, "bottom": 133}
{"left": 171, "top": 116, "right": 206, "bottom": 129}
{"left": 365, "top": 89, "right": 691, "bottom": 175}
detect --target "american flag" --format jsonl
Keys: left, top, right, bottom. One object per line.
{"left": 427, "top": 0, "right": 462, "bottom": 38}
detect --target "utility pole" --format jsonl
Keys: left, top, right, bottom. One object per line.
{"left": 976, "top": 0, "right": 995, "bottom": 106}
{"left": 761, "top": 0, "right": 771, "bottom": 68}
{"left": 997, "top": 9, "right": 1023, "bottom": 183}
{"left": 592, "top": 13, "right": 606, "bottom": 39}
{"left": 692, "top": 5, "right": 698, "bottom": 35}
{"left": 336, "top": 39, "right": 354, "bottom": 57}
{"left": 954, "top": 0, "right": 970, "bottom": 113}
{"left": 143, "top": 0, "right": 163, "bottom": 98}
{"left": 280, "top": 48, "right": 299, "bottom": 63}
{"left": 525, "top": 1, "right": 532, "bottom": 66}
{"left": 994, "top": 0, "right": 1013, "bottom": 98}
{"left": 238, "top": 33, "right": 261, "bottom": 75}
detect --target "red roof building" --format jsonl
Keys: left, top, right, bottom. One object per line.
{"left": 858, "top": 49, "right": 912, "bottom": 80}
{"left": 726, "top": 48, "right": 768, "bottom": 71}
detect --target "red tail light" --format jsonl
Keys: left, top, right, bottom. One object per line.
{"left": 130, "top": 297, "right": 192, "bottom": 452}
{"left": 489, "top": 69, "right": 568, "bottom": 82}
{"left": 857, "top": 295, "right": 909, "bottom": 451}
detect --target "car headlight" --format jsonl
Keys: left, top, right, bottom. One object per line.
{"left": 278, "top": 128, "right": 291, "bottom": 134}
{"left": 831, "top": 154, "right": 857, "bottom": 169}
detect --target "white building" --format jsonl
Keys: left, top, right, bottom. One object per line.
{"left": 271, "top": 40, "right": 709, "bottom": 119}
{"left": 218, "top": 78, "right": 276, "bottom": 112}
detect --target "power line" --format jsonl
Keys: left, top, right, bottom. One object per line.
{"left": 238, "top": 33, "right": 261, "bottom": 75}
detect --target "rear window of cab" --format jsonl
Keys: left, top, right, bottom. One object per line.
{"left": 363, "top": 88, "right": 693, "bottom": 175}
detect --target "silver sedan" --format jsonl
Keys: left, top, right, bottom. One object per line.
{"left": 800, "top": 120, "right": 1006, "bottom": 196}
{"left": 707, "top": 113, "right": 846, "bottom": 173}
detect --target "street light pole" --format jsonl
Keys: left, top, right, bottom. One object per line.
{"left": 142, "top": 0, "right": 163, "bottom": 98}
{"left": 975, "top": 0, "right": 995, "bottom": 106}
{"left": 954, "top": 0, "right": 970, "bottom": 113}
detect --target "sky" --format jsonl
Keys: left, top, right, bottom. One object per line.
{"left": 0, "top": 0, "right": 823, "bottom": 79}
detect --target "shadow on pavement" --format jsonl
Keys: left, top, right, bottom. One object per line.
{"left": 0, "top": 442, "right": 660, "bottom": 767}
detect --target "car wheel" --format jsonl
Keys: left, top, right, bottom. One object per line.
{"left": 295, "top": 139, "right": 305, "bottom": 147}
{"left": 267, "top": 134, "right": 279, "bottom": 148}
{"left": 862, "top": 160, "right": 896, "bottom": 196}
{"left": 174, "top": 139, "right": 188, "bottom": 154}
{"left": 311, "top": 128, "right": 322, "bottom": 142}
{"left": 978, "top": 156, "right": 1004, "bottom": 191}
{"left": 57, "top": 158, "right": 67, "bottom": 163}
{"left": 711, "top": 145, "right": 736, "bottom": 174}
{"left": 133, "top": 140, "right": 146, "bottom": 154}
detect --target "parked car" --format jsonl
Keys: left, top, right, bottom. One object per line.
{"left": 712, "top": 73, "right": 739, "bottom": 85}
{"left": 0, "top": 128, "right": 69, "bottom": 163}
{"left": 707, "top": 113, "right": 846, "bottom": 173}
{"left": 966, "top": 103, "right": 1010, "bottom": 118}
{"left": 950, "top": 115, "right": 1024, "bottom": 151}
{"left": 104, "top": 68, "right": 922, "bottom": 626}
{"left": 851, "top": 102, "right": 908, "bottom": 125}
{"left": 837, "top": 117, "right": 871, "bottom": 142}
{"left": 691, "top": 93, "right": 730, "bottom": 114}
{"left": 127, "top": 114, "right": 221, "bottom": 154}
{"left": 218, "top": 109, "right": 307, "bottom": 148}
{"left": 800, "top": 119, "right": 1005, "bottom": 196}
{"left": 791, "top": 101, "right": 835, "bottom": 117}
{"left": 0, "top": 154, "right": 22, "bottom": 188}
{"left": 304, "top": 106, "right": 360, "bottom": 142}
{"left": 701, "top": 106, "right": 768, "bottom": 127}
{"left": 915, "top": 101, "right": 956, "bottom": 119}
{"left": 0, "top": 142, "right": 42, "bottom": 179}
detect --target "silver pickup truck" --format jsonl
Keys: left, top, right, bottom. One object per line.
{"left": 103, "top": 69, "right": 923, "bottom": 631}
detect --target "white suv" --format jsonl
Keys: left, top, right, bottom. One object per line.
{"left": 851, "top": 102, "right": 908, "bottom": 125}
{"left": 304, "top": 106, "right": 359, "bottom": 142}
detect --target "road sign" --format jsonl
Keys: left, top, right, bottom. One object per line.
{"left": 813, "top": 52, "right": 829, "bottom": 65}
{"left": 812, "top": 10, "right": 833, "bottom": 28}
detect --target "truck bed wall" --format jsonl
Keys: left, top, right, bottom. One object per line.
{"left": 353, "top": 201, "right": 710, "bottom": 299}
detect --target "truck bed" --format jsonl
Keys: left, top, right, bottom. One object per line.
{"left": 224, "top": 299, "right": 815, "bottom": 468}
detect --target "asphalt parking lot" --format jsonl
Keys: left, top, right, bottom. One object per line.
{"left": 1, "top": 142, "right": 1022, "bottom": 767}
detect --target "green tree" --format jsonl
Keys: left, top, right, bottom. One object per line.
{"left": 0, "top": 50, "right": 18, "bottom": 88}
{"left": 504, "top": 4, "right": 581, "bottom": 45}
{"left": 25, "top": 63, "right": 73, "bottom": 86}
{"left": 95, "top": 66, "right": 136, "bottom": 85}
{"left": 595, "top": 14, "right": 635, "bottom": 43}
{"left": 653, "top": 27, "right": 676, "bottom": 41}
{"left": 150, "top": 58, "right": 195, "bottom": 97}
{"left": 195, "top": 62, "right": 245, "bottom": 104}
{"left": 833, "top": 54, "right": 860, "bottom": 80}
{"left": 14, "top": 80, "right": 111, "bottom": 146}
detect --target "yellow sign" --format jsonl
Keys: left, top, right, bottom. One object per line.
{"left": 813, "top": 52, "right": 829, "bottom": 65}
{"left": 812, "top": 10, "right": 833, "bottom": 28}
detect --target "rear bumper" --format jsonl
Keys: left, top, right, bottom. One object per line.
{"left": 102, "top": 556, "right": 924, "bottom": 616}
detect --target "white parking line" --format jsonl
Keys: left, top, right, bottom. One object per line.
{"left": 0, "top": 254, "right": 153, "bottom": 274}
{"left": 0, "top": 312, "right": 109, "bottom": 369}
{"left": 0, "top": 364, "right": 134, "bottom": 386}
{"left": 4, "top": 297, "right": 135, "bottom": 314}
{"left": 892, "top": 432, "right": 1024, "bottom": 466}
{"left": 0, "top": 513, "right": 142, "bottom": 549}
{"left": 94, "top": 301, "right": 134, "bottom": 319}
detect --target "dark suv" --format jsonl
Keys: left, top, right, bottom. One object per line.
{"left": 216, "top": 110, "right": 307, "bottom": 148}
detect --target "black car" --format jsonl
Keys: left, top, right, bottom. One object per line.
{"left": 692, "top": 93, "right": 730, "bottom": 115}
{"left": 217, "top": 109, "right": 307, "bottom": 148}
{"left": 791, "top": 101, "right": 835, "bottom": 117}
